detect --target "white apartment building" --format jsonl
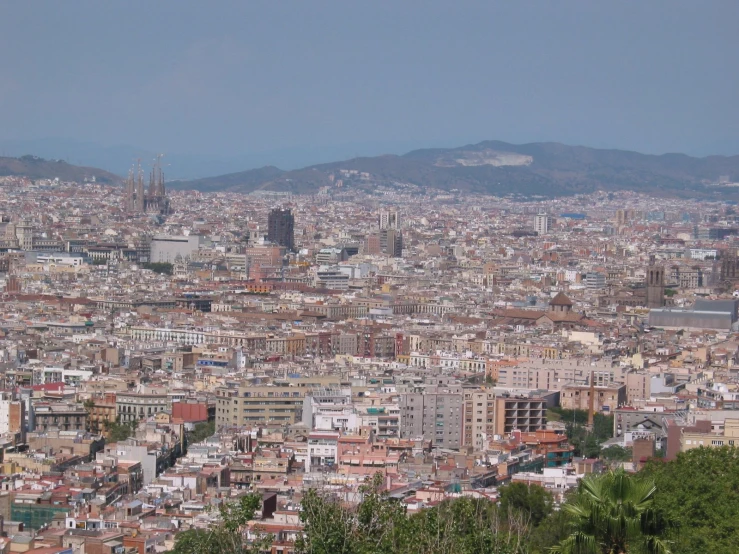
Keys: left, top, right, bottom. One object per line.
{"left": 314, "top": 266, "right": 350, "bottom": 290}
{"left": 32, "top": 367, "right": 93, "bottom": 386}
{"left": 306, "top": 431, "right": 339, "bottom": 471}
{"left": 534, "top": 213, "right": 553, "bottom": 235}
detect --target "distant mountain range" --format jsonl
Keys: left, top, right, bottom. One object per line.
{"left": 0, "top": 138, "right": 253, "bottom": 180}
{"left": 0, "top": 155, "right": 119, "bottom": 184}
{"left": 0, "top": 137, "right": 391, "bottom": 180}
{"left": 4, "top": 140, "right": 739, "bottom": 199}
{"left": 167, "top": 140, "right": 739, "bottom": 199}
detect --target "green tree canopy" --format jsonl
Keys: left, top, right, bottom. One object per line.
{"left": 188, "top": 421, "right": 215, "bottom": 444}
{"left": 551, "top": 408, "right": 613, "bottom": 458}
{"left": 296, "top": 473, "right": 531, "bottom": 554}
{"left": 141, "top": 262, "right": 173, "bottom": 275}
{"left": 642, "top": 447, "right": 739, "bottom": 554}
{"left": 171, "top": 493, "right": 268, "bottom": 554}
{"left": 600, "top": 445, "right": 633, "bottom": 464}
{"left": 551, "top": 469, "right": 675, "bottom": 554}
{"left": 498, "top": 482, "right": 553, "bottom": 527}
{"left": 104, "top": 418, "right": 135, "bottom": 442}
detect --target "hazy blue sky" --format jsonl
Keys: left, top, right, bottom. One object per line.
{"left": 0, "top": 1, "right": 737, "bottom": 173}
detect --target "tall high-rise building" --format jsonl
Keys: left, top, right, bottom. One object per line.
{"left": 379, "top": 209, "right": 401, "bottom": 230}
{"left": 379, "top": 228, "right": 403, "bottom": 257}
{"left": 720, "top": 250, "right": 739, "bottom": 286}
{"left": 646, "top": 263, "right": 665, "bottom": 309}
{"left": 268, "top": 208, "right": 295, "bottom": 251}
{"left": 534, "top": 212, "right": 553, "bottom": 235}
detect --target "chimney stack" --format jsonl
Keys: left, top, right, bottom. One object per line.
{"left": 588, "top": 370, "right": 595, "bottom": 428}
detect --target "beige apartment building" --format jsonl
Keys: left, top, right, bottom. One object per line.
{"left": 215, "top": 376, "right": 341, "bottom": 428}
{"left": 462, "top": 389, "right": 548, "bottom": 449}
{"left": 496, "top": 359, "right": 628, "bottom": 391}
{"left": 680, "top": 418, "right": 739, "bottom": 452}
{"left": 266, "top": 334, "right": 306, "bottom": 356}
{"left": 304, "top": 303, "right": 368, "bottom": 320}
{"left": 116, "top": 392, "right": 169, "bottom": 423}
{"left": 462, "top": 388, "right": 497, "bottom": 450}
{"left": 560, "top": 384, "right": 627, "bottom": 413}
{"left": 625, "top": 372, "right": 650, "bottom": 403}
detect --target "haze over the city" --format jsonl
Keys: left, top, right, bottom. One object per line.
{"left": 1, "top": 0, "right": 737, "bottom": 177}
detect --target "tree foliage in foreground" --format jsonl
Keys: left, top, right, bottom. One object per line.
{"left": 642, "top": 447, "right": 739, "bottom": 554}
{"left": 498, "top": 481, "right": 553, "bottom": 527}
{"left": 296, "top": 473, "right": 532, "bottom": 554}
{"left": 171, "top": 493, "right": 270, "bottom": 554}
{"left": 600, "top": 445, "right": 633, "bottom": 464}
{"left": 170, "top": 474, "right": 538, "bottom": 554}
{"left": 551, "top": 469, "right": 675, "bottom": 554}
{"left": 167, "top": 449, "right": 739, "bottom": 554}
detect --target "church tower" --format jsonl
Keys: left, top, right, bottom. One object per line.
{"left": 646, "top": 260, "right": 665, "bottom": 309}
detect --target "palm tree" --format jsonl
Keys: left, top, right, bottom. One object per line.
{"left": 550, "top": 469, "right": 675, "bottom": 554}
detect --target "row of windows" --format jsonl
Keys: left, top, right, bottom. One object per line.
{"left": 220, "top": 400, "right": 298, "bottom": 407}
{"left": 118, "top": 406, "right": 165, "bottom": 413}
{"left": 242, "top": 391, "right": 302, "bottom": 398}
{"left": 218, "top": 393, "right": 303, "bottom": 404}
{"left": 117, "top": 399, "right": 167, "bottom": 404}
{"left": 685, "top": 439, "right": 736, "bottom": 446}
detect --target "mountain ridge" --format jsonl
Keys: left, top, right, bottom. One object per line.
{"left": 167, "top": 140, "right": 739, "bottom": 199}
{"left": 0, "top": 155, "right": 120, "bottom": 184}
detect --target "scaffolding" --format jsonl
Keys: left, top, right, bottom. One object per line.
{"left": 11, "top": 503, "right": 69, "bottom": 529}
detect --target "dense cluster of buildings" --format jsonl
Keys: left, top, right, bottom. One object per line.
{"left": 0, "top": 172, "right": 738, "bottom": 552}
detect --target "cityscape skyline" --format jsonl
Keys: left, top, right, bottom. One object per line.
{"left": 0, "top": 2, "right": 737, "bottom": 552}
{"left": 0, "top": 148, "right": 735, "bottom": 552}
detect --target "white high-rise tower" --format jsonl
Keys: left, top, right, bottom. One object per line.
{"left": 534, "top": 212, "right": 553, "bottom": 235}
